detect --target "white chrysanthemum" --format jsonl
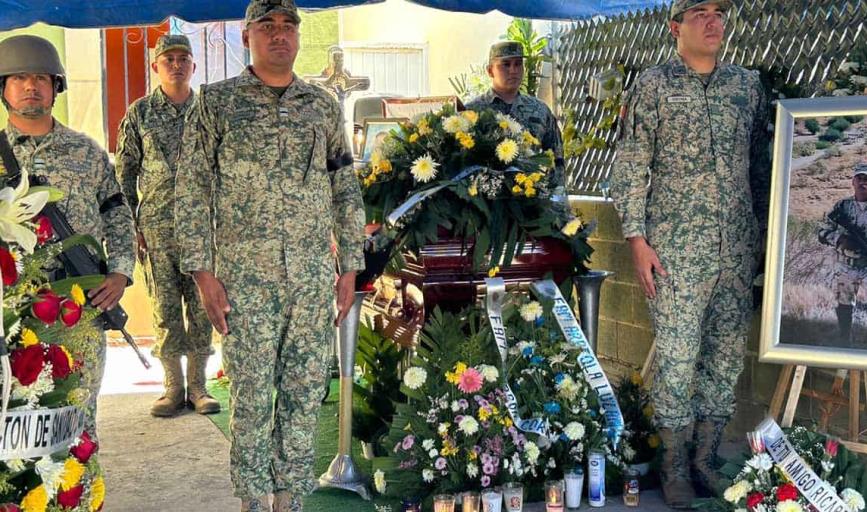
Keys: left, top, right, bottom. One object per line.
{"left": 403, "top": 367, "right": 427, "bottom": 390}
{"left": 519, "top": 301, "right": 543, "bottom": 322}
{"left": 442, "top": 115, "right": 471, "bottom": 134}
{"left": 373, "top": 469, "right": 387, "bottom": 493}
{"left": 451, "top": 400, "right": 461, "bottom": 412}
{"left": 12, "top": 365, "right": 56, "bottom": 405}
{"left": 745, "top": 453, "right": 773, "bottom": 471}
{"left": 466, "top": 462, "right": 479, "bottom": 478}
{"left": 438, "top": 423, "right": 450, "bottom": 435}
{"left": 422, "top": 439, "right": 435, "bottom": 451}
{"left": 428, "top": 448, "right": 438, "bottom": 458}
{"left": 564, "top": 422, "right": 586, "bottom": 441}
{"left": 723, "top": 480, "right": 752, "bottom": 504}
{"left": 6, "top": 459, "right": 26, "bottom": 472}
{"left": 496, "top": 113, "right": 524, "bottom": 135}
{"left": 842, "top": 489, "right": 866, "bottom": 511}
{"left": 775, "top": 501, "right": 803, "bottom": 512}
{"left": 422, "top": 469, "right": 434, "bottom": 482}
{"left": 496, "top": 139, "right": 519, "bottom": 164}
{"left": 556, "top": 378, "right": 580, "bottom": 400}
{"left": 621, "top": 443, "right": 636, "bottom": 462}
{"left": 524, "top": 441, "right": 540, "bottom": 464}
{"left": 35, "top": 456, "right": 65, "bottom": 496}
{"left": 477, "top": 364, "right": 499, "bottom": 383}
{"left": 458, "top": 416, "right": 479, "bottom": 435}
{"left": 410, "top": 154, "right": 440, "bottom": 183}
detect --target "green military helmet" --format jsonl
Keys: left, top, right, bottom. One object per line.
{"left": 0, "top": 35, "right": 66, "bottom": 92}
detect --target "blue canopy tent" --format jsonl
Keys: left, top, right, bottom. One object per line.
{"left": 0, "top": 0, "right": 665, "bottom": 29}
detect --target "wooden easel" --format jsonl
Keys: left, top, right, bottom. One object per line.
{"left": 769, "top": 365, "right": 867, "bottom": 454}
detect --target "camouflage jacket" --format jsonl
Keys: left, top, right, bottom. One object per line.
{"left": 610, "top": 55, "right": 771, "bottom": 265}
{"left": 116, "top": 87, "right": 194, "bottom": 228}
{"left": 466, "top": 89, "right": 565, "bottom": 188}
{"left": 818, "top": 197, "right": 867, "bottom": 264}
{"left": 175, "top": 67, "right": 366, "bottom": 276}
{"left": 3, "top": 121, "right": 136, "bottom": 279}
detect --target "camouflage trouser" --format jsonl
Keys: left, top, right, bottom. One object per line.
{"left": 219, "top": 252, "right": 333, "bottom": 499}
{"left": 648, "top": 253, "right": 754, "bottom": 429}
{"left": 141, "top": 224, "right": 213, "bottom": 359}
{"left": 835, "top": 261, "right": 867, "bottom": 305}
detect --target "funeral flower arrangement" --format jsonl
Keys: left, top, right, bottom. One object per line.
{"left": 356, "top": 105, "right": 592, "bottom": 275}
{"left": 614, "top": 371, "right": 659, "bottom": 465}
{"left": 0, "top": 174, "right": 106, "bottom": 511}
{"left": 698, "top": 425, "right": 867, "bottom": 512}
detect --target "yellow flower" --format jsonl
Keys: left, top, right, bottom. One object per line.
{"left": 417, "top": 119, "right": 432, "bottom": 136}
{"left": 529, "top": 172, "right": 544, "bottom": 182}
{"left": 445, "top": 370, "right": 460, "bottom": 385}
{"left": 515, "top": 173, "right": 528, "bottom": 185}
{"left": 647, "top": 434, "right": 660, "bottom": 449}
{"left": 642, "top": 405, "right": 655, "bottom": 418}
{"left": 479, "top": 408, "right": 492, "bottom": 421}
{"left": 522, "top": 131, "right": 540, "bottom": 146}
{"left": 20, "top": 328, "right": 39, "bottom": 347}
{"left": 441, "top": 438, "right": 458, "bottom": 456}
{"left": 90, "top": 476, "right": 105, "bottom": 511}
{"left": 561, "top": 218, "right": 583, "bottom": 237}
{"left": 525, "top": 187, "right": 536, "bottom": 198}
{"left": 379, "top": 159, "right": 392, "bottom": 173}
{"left": 456, "top": 131, "right": 475, "bottom": 150}
{"left": 502, "top": 417, "right": 513, "bottom": 428}
{"left": 21, "top": 484, "right": 48, "bottom": 512}
{"left": 410, "top": 154, "right": 439, "bottom": 183}
{"left": 499, "top": 120, "right": 510, "bottom": 130}
{"left": 511, "top": 185, "right": 523, "bottom": 195}
{"left": 61, "top": 345, "right": 74, "bottom": 369}
{"left": 454, "top": 362, "right": 467, "bottom": 374}
{"left": 496, "top": 139, "right": 519, "bottom": 164}
{"left": 487, "top": 266, "right": 500, "bottom": 277}
{"left": 468, "top": 183, "right": 478, "bottom": 196}
{"left": 60, "top": 458, "right": 85, "bottom": 491}
{"left": 468, "top": 450, "right": 478, "bottom": 460}
{"left": 408, "top": 133, "right": 419, "bottom": 143}
{"left": 630, "top": 371, "right": 643, "bottom": 386}
{"left": 70, "top": 284, "right": 86, "bottom": 306}
{"left": 461, "top": 110, "right": 479, "bottom": 124}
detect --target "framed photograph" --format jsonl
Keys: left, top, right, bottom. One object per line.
{"left": 760, "top": 96, "right": 867, "bottom": 369}
{"left": 382, "top": 96, "right": 462, "bottom": 119}
{"left": 360, "top": 118, "right": 406, "bottom": 161}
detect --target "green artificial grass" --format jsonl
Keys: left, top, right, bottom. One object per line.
{"left": 206, "top": 379, "right": 395, "bottom": 511}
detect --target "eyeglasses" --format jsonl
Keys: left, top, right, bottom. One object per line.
{"left": 683, "top": 10, "right": 727, "bottom": 25}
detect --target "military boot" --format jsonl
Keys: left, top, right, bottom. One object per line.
{"left": 659, "top": 427, "right": 696, "bottom": 509}
{"left": 273, "top": 491, "right": 303, "bottom": 512}
{"left": 150, "top": 357, "right": 186, "bottom": 417}
{"left": 187, "top": 353, "right": 220, "bottom": 414}
{"left": 837, "top": 304, "right": 854, "bottom": 346}
{"left": 693, "top": 420, "right": 727, "bottom": 495}
{"left": 241, "top": 496, "right": 270, "bottom": 512}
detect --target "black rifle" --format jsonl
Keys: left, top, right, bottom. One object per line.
{"left": 0, "top": 133, "right": 150, "bottom": 368}
{"left": 829, "top": 208, "right": 867, "bottom": 258}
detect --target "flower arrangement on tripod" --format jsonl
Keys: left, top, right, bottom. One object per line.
{"left": 356, "top": 105, "right": 592, "bottom": 275}
{"left": 0, "top": 174, "right": 106, "bottom": 511}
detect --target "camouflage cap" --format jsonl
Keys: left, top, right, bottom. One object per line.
{"left": 245, "top": 0, "right": 301, "bottom": 25}
{"left": 489, "top": 41, "right": 525, "bottom": 62}
{"left": 670, "top": 0, "right": 733, "bottom": 20}
{"left": 854, "top": 163, "right": 867, "bottom": 177}
{"left": 154, "top": 34, "right": 192, "bottom": 58}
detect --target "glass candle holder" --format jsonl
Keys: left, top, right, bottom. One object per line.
{"left": 434, "top": 494, "right": 456, "bottom": 512}
{"left": 545, "top": 480, "right": 565, "bottom": 512}
{"left": 564, "top": 468, "right": 584, "bottom": 509}
{"left": 501, "top": 482, "right": 524, "bottom": 512}
{"left": 463, "top": 491, "right": 481, "bottom": 512}
{"left": 481, "top": 488, "right": 503, "bottom": 512}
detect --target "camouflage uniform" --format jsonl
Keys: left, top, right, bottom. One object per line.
{"left": 175, "top": 67, "right": 365, "bottom": 499}
{"left": 3, "top": 121, "right": 136, "bottom": 435}
{"left": 115, "top": 86, "right": 212, "bottom": 360}
{"left": 610, "top": 53, "right": 770, "bottom": 429}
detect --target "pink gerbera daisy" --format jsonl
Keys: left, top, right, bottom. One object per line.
{"left": 458, "top": 367, "right": 483, "bottom": 393}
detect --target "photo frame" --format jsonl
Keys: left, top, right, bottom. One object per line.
{"left": 382, "top": 96, "right": 462, "bottom": 120}
{"left": 760, "top": 96, "right": 867, "bottom": 369}
{"left": 360, "top": 118, "right": 406, "bottom": 161}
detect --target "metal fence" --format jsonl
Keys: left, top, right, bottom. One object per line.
{"left": 555, "top": 0, "right": 867, "bottom": 194}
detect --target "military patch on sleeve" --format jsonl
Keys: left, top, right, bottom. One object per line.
{"left": 666, "top": 95, "right": 692, "bottom": 103}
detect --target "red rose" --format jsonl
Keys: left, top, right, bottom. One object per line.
{"left": 45, "top": 344, "right": 72, "bottom": 380}
{"left": 216, "top": 368, "right": 225, "bottom": 379}
{"left": 776, "top": 483, "right": 798, "bottom": 502}
{"left": 34, "top": 215, "right": 53, "bottom": 245}
{"left": 746, "top": 492, "right": 765, "bottom": 509}
{"left": 70, "top": 431, "right": 98, "bottom": 463}
{"left": 0, "top": 504, "right": 20, "bottom": 512}
{"left": 10, "top": 344, "right": 45, "bottom": 386}
{"left": 56, "top": 484, "right": 83, "bottom": 509}
{"left": 825, "top": 437, "right": 839, "bottom": 458}
{"left": 59, "top": 299, "right": 82, "bottom": 328}
{"left": 32, "top": 289, "right": 61, "bottom": 325}
{"left": 0, "top": 246, "right": 17, "bottom": 286}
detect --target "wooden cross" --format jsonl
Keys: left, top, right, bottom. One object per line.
{"left": 306, "top": 46, "right": 370, "bottom": 103}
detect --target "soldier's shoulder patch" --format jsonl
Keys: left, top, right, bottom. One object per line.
{"left": 666, "top": 95, "right": 692, "bottom": 104}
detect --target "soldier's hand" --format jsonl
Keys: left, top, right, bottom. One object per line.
{"left": 88, "top": 272, "right": 128, "bottom": 311}
{"left": 335, "top": 271, "right": 357, "bottom": 326}
{"left": 192, "top": 271, "right": 231, "bottom": 335}
{"left": 135, "top": 230, "right": 148, "bottom": 264}
{"left": 627, "top": 236, "right": 667, "bottom": 299}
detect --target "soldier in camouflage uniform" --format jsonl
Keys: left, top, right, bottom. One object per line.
{"left": 0, "top": 35, "right": 136, "bottom": 438}
{"left": 610, "top": 0, "right": 770, "bottom": 506}
{"left": 465, "top": 41, "right": 566, "bottom": 190}
{"left": 818, "top": 163, "right": 867, "bottom": 347}
{"left": 174, "top": 0, "right": 365, "bottom": 510}
{"left": 116, "top": 34, "right": 220, "bottom": 418}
